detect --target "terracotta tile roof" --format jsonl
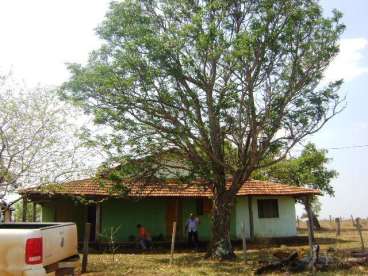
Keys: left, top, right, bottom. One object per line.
{"left": 237, "top": 180, "right": 320, "bottom": 196}
{"left": 21, "top": 178, "right": 320, "bottom": 198}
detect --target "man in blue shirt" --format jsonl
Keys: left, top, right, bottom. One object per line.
{"left": 185, "top": 213, "right": 200, "bottom": 249}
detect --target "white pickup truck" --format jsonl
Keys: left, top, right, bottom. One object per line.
{"left": 0, "top": 222, "right": 80, "bottom": 276}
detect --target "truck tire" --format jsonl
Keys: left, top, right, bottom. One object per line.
{"left": 55, "top": 267, "right": 75, "bottom": 276}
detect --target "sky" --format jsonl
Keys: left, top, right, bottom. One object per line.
{"left": 0, "top": 1, "right": 367, "bottom": 218}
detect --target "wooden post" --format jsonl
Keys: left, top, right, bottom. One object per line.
{"left": 335, "top": 218, "right": 341, "bottom": 236}
{"left": 170, "top": 221, "right": 177, "bottom": 265}
{"left": 248, "top": 196, "right": 254, "bottom": 241}
{"left": 304, "top": 197, "right": 315, "bottom": 255}
{"left": 32, "top": 202, "right": 37, "bottom": 222}
{"left": 242, "top": 222, "right": 247, "bottom": 263}
{"left": 22, "top": 197, "right": 28, "bottom": 222}
{"left": 4, "top": 209, "right": 11, "bottom": 222}
{"left": 174, "top": 198, "right": 182, "bottom": 240}
{"left": 95, "top": 204, "right": 101, "bottom": 242}
{"left": 354, "top": 218, "right": 365, "bottom": 251}
{"left": 82, "top": 223, "right": 91, "bottom": 273}
{"left": 351, "top": 215, "right": 355, "bottom": 226}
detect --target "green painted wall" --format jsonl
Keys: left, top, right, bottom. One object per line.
{"left": 70, "top": 202, "right": 86, "bottom": 240}
{"left": 252, "top": 196, "right": 296, "bottom": 237}
{"left": 101, "top": 198, "right": 167, "bottom": 241}
{"left": 181, "top": 199, "right": 210, "bottom": 240}
{"left": 41, "top": 199, "right": 86, "bottom": 240}
{"left": 235, "top": 196, "right": 297, "bottom": 238}
{"left": 235, "top": 197, "right": 250, "bottom": 238}
{"left": 230, "top": 205, "right": 237, "bottom": 239}
{"left": 180, "top": 199, "right": 236, "bottom": 240}
{"left": 41, "top": 203, "right": 55, "bottom": 222}
{"left": 100, "top": 198, "right": 235, "bottom": 242}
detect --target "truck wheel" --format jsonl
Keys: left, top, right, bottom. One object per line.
{"left": 55, "top": 267, "right": 75, "bottom": 276}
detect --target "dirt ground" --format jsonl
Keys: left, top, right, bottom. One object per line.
{"left": 82, "top": 219, "right": 368, "bottom": 275}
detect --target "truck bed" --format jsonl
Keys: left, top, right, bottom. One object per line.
{"left": 0, "top": 222, "right": 79, "bottom": 273}
{"left": 0, "top": 223, "right": 68, "bottom": 229}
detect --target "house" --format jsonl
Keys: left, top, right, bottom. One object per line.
{"left": 19, "top": 177, "right": 319, "bottom": 243}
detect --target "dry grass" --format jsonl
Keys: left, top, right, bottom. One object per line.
{"left": 83, "top": 219, "right": 368, "bottom": 275}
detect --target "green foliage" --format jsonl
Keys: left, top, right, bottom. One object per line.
{"left": 14, "top": 201, "right": 41, "bottom": 222}
{"left": 61, "top": 0, "right": 344, "bottom": 187}
{"left": 311, "top": 198, "right": 322, "bottom": 215}
{"left": 253, "top": 143, "right": 338, "bottom": 196}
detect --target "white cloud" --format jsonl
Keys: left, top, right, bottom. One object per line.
{"left": 324, "top": 38, "right": 368, "bottom": 83}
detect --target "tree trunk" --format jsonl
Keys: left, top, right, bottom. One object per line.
{"left": 312, "top": 213, "right": 321, "bottom": 230}
{"left": 207, "top": 190, "right": 236, "bottom": 260}
{"left": 304, "top": 197, "right": 317, "bottom": 257}
{"left": 302, "top": 204, "right": 321, "bottom": 231}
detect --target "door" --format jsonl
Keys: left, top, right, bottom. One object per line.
{"left": 166, "top": 199, "right": 182, "bottom": 239}
{"left": 55, "top": 203, "right": 72, "bottom": 222}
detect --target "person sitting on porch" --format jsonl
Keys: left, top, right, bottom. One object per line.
{"left": 136, "top": 224, "right": 152, "bottom": 250}
{"left": 185, "top": 213, "right": 200, "bottom": 249}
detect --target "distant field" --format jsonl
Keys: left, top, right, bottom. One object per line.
{"left": 83, "top": 219, "right": 368, "bottom": 275}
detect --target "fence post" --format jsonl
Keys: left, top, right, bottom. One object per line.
{"left": 354, "top": 218, "right": 365, "bottom": 251}
{"left": 170, "top": 221, "right": 177, "bottom": 265}
{"left": 351, "top": 215, "right": 355, "bottom": 226}
{"left": 82, "top": 223, "right": 91, "bottom": 273}
{"left": 335, "top": 218, "right": 341, "bottom": 236}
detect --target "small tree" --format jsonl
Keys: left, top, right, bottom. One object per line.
{"left": 62, "top": 0, "right": 344, "bottom": 259}
{"left": 254, "top": 143, "right": 338, "bottom": 229}
{"left": 98, "top": 225, "right": 121, "bottom": 263}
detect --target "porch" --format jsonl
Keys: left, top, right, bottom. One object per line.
{"left": 23, "top": 196, "right": 237, "bottom": 243}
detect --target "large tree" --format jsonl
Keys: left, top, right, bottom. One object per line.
{"left": 62, "top": 0, "right": 345, "bottom": 259}
{"left": 0, "top": 74, "right": 96, "bottom": 200}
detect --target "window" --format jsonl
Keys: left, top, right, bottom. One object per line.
{"left": 257, "top": 199, "right": 279, "bottom": 218}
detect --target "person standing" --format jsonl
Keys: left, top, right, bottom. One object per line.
{"left": 185, "top": 213, "right": 200, "bottom": 249}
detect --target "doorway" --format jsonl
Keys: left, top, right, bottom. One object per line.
{"left": 166, "top": 199, "right": 182, "bottom": 239}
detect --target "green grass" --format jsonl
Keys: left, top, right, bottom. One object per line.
{"left": 83, "top": 220, "right": 368, "bottom": 275}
